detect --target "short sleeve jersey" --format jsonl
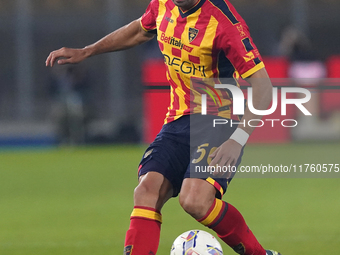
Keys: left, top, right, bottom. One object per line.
{"left": 141, "top": 0, "right": 265, "bottom": 123}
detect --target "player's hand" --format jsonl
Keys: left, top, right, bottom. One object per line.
{"left": 208, "top": 139, "right": 242, "bottom": 178}
{"left": 45, "top": 47, "right": 89, "bottom": 67}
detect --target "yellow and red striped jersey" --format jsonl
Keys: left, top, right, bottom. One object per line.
{"left": 141, "top": 0, "right": 265, "bottom": 123}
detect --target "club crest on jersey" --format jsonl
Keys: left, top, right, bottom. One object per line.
{"left": 188, "top": 27, "right": 199, "bottom": 43}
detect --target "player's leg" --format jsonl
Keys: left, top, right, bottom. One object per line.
{"left": 185, "top": 115, "right": 267, "bottom": 254}
{"left": 179, "top": 178, "right": 266, "bottom": 255}
{"left": 134, "top": 171, "right": 174, "bottom": 210}
{"left": 124, "top": 170, "right": 173, "bottom": 255}
{"left": 124, "top": 117, "right": 190, "bottom": 255}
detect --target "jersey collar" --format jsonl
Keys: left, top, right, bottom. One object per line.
{"left": 178, "top": 0, "right": 206, "bottom": 18}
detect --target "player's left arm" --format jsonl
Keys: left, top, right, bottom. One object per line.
{"left": 209, "top": 67, "right": 272, "bottom": 169}
{"left": 238, "top": 67, "right": 273, "bottom": 135}
{"left": 45, "top": 19, "right": 154, "bottom": 67}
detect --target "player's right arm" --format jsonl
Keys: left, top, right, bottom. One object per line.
{"left": 45, "top": 18, "right": 155, "bottom": 67}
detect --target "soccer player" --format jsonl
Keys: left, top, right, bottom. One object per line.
{"left": 46, "top": 0, "right": 281, "bottom": 254}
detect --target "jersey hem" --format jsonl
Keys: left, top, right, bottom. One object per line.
{"left": 240, "top": 62, "right": 265, "bottom": 79}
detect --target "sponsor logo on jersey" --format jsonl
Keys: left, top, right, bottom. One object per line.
{"left": 163, "top": 54, "right": 206, "bottom": 77}
{"left": 237, "top": 25, "right": 247, "bottom": 38}
{"left": 165, "top": 16, "right": 174, "bottom": 23}
{"left": 243, "top": 51, "right": 255, "bottom": 62}
{"left": 160, "top": 33, "right": 194, "bottom": 53}
{"left": 188, "top": 27, "right": 199, "bottom": 43}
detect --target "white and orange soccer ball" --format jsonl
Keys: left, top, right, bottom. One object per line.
{"left": 170, "top": 230, "right": 223, "bottom": 255}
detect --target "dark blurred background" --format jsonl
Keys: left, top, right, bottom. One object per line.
{"left": 0, "top": 0, "right": 340, "bottom": 145}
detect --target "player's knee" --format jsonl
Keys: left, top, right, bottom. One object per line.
{"left": 179, "top": 193, "right": 208, "bottom": 219}
{"left": 133, "top": 182, "right": 159, "bottom": 205}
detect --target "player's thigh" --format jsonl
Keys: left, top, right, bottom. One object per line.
{"left": 138, "top": 117, "right": 191, "bottom": 197}
{"left": 179, "top": 178, "right": 216, "bottom": 219}
{"left": 135, "top": 171, "right": 173, "bottom": 211}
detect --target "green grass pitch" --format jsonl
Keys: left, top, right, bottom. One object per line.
{"left": 0, "top": 143, "right": 339, "bottom": 255}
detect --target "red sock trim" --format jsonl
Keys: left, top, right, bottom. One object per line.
{"left": 131, "top": 206, "right": 162, "bottom": 223}
{"left": 209, "top": 202, "right": 228, "bottom": 228}
{"left": 133, "top": 206, "right": 161, "bottom": 214}
{"left": 197, "top": 199, "right": 227, "bottom": 228}
{"left": 197, "top": 199, "right": 216, "bottom": 223}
